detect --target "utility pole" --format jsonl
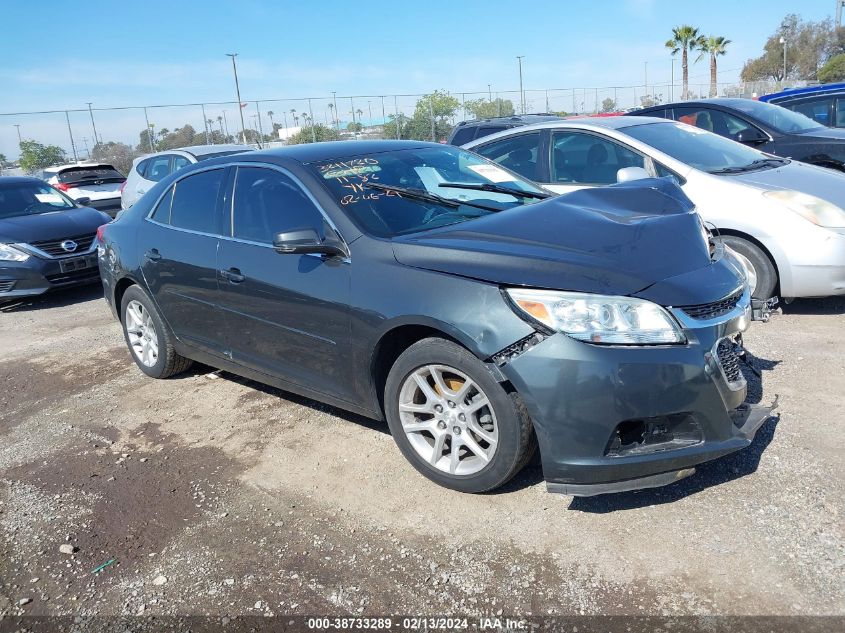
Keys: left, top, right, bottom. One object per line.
{"left": 86, "top": 102, "right": 99, "bottom": 146}
{"left": 255, "top": 101, "right": 264, "bottom": 141}
{"left": 201, "top": 103, "right": 210, "bottom": 144}
{"left": 838, "top": 0, "right": 845, "bottom": 27}
{"left": 429, "top": 94, "right": 436, "bottom": 142}
{"left": 332, "top": 91, "right": 339, "bottom": 130}
{"left": 394, "top": 95, "right": 401, "bottom": 139}
{"left": 488, "top": 84, "right": 492, "bottom": 101}
{"left": 14, "top": 124, "right": 22, "bottom": 145}
{"left": 226, "top": 53, "right": 247, "bottom": 143}
{"left": 65, "top": 111, "right": 78, "bottom": 162}
{"left": 670, "top": 58, "right": 675, "bottom": 101}
{"left": 644, "top": 62, "right": 648, "bottom": 101}
{"left": 516, "top": 56, "right": 525, "bottom": 114}
{"left": 381, "top": 95, "right": 387, "bottom": 127}
{"left": 779, "top": 36, "right": 787, "bottom": 83}
{"left": 222, "top": 110, "right": 230, "bottom": 138}
{"left": 308, "top": 98, "right": 316, "bottom": 143}
{"left": 143, "top": 107, "right": 154, "bottom": 152}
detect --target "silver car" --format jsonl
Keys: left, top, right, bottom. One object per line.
{"left": 463, "top": 116, "right": 845, "bottom": 299}
{"left": 41, "top": 163, "right": 125, "bottom": 217}
{"left": 121, "top": 144, "right": 251, "bottom": 210}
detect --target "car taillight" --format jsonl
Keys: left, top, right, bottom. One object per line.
{"left": 55, "top": 182, "right": 71, "bottom": 191}
{"left": 96, "top": 224, "right": 108, "bottom": 243}
{"left": 119, "top": 181, "right": 126, "bottom": 194}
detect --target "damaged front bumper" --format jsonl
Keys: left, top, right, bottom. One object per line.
{"left": 498, "top": 287, "right": 778, "bottom": 496}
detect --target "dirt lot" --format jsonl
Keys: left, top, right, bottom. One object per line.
{"left": 0, "top": 285, "right": 843, "bottom": 619}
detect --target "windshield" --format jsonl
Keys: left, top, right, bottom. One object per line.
{"left": 0, "top": 182, "right": 76, "bottom": 219}
{"left": 729, "top": 99, "right": 824, "bottom": 133}
{"left": 623, "top": 122, "right": 782, "bottom": 174}
{"left": 310, "top": 146, "right": 547, "bottom": 237}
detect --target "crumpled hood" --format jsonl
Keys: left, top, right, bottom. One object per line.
{"left": 392, "top": 178, "right": 741, "bottom": 306}
{"left": 0, "top": 207, "right": 110, "bottom": 243}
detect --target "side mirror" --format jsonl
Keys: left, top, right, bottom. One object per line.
{"left": 273, "top": 228, "right": 347, "bottom": 258}
{"left": 736, "top": 128, "right": 768, "bottom": 145}
{"left": 616, "top": 166, "right": 650, "bottom": 183}
{"left": 76, "top": 197, "right": 92, "bottom": 206}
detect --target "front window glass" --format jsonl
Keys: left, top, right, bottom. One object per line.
{"left": 473, "top": 132, "right": 541, "bottom": 180}
{"left": 169, "top": 169, "right": 225, "bottom": 233}
{"left": 623, "top": 122, "right": 779, "bottom": 174}
{"left": 310, "top": 146, "right": 546, "bottom": 238}
{"left": 551, "top": 131, "right": 645, "bottom": 184}
{"left": 729, "top": 99, "right": 824, "bottom": 133}
{"left": 232, "top": 167, "right": 326, "bottom": 243}
{"left": 674, "top": 107, "right": 755, "bottom": 141}
{"left": 0, "top": 182, "right": 76, "bottom": 219}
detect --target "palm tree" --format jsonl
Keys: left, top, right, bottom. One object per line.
{"left": 290, "top": 109, "right": 297, "bottom": 127}
{"left": 356, "top": 109, "right": 364, "bottom": 127}
{"left": 267, "top": 110, "right": 275, "bottom": 130}
{"left": 328, "top": 103, "right": 335, "bottom": 127}
{"left": 216, "top": 116, "right": 224, "bottom": 135}
{"left": 697, "top": 36, "right": 731, "bottom": 97}
{"left": 666, "top": 25, "right": 704, "bottom": 100}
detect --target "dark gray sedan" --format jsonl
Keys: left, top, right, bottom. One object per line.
{"left": 97, "top": 141, "right": 773, "bottom": 496}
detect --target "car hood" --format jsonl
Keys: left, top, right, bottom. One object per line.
{"left": 726, "top": 160, "right": 845, "bottom": 206}
{"left": 0, "top": 207, "right": 111, "bottom": 243}
{"left": 392, "top": 178, "right": 741, "bottom": 306}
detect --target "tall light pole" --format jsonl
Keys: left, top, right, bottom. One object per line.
{"left": 64, "top": 111, "right": 78, "bottom": 162}
{"left": 226, "top": 53, "right": 247, "bottom": 143}
{"left": 488, "top": 84, "right": 492, "bottom": 101}
{"left": 332, "top": 91, "right": 339, "bottom": 130}
{"left": 14, "top": 124, "right": 22, "bottom": 145}
{"left": 86, "top": 102, "right": 99, "bottom": 146}
{"left": 670, "top": 58, "right": 675, "bottom": 101}
{"left": 644, "top": 62, "right": 648, "bottom": 101}
{"left": 516, "top": 56, "right": 525, "bottom": 114}
{"left": 779, "top": 36, "right": 787, "bottom": 83}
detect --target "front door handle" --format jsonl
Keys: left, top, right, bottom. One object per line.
{"left": 220, "top": 267, "right": 245, "bottom": 283}
{"left": 144, "top": 248, "right": 161, "bottom": 262}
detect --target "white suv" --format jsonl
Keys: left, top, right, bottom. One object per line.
{"left": 121, "top": 144, "right": 251, "bottom": 210}
{"left": 41, "top": 163, "right": 126, "bottom": 217}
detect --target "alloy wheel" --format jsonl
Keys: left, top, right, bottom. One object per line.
{"left": 125, "top": 299, "right": 159, "bottom": 367}
{"left": 398, "top": 364, "right": 498, "bottom": 476}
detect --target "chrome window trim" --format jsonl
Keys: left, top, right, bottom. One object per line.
{"left": 143, "top": 161, "right": 350, "bottom": 262}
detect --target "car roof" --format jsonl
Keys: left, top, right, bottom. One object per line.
{"left": 0, "top": 176, "right": 50, "bottom": 187}
{"left": 460, "top": 116, "right": 671, "bottom": 146}
{"left": 43, "top": 162, "right": 117, "bottom": 172}
{"left": 760, "top": 82, "right": 845, "bottom": 101}
{"left": 637, "top": 98, "right": 756, "bottom": 112}
{"left": 173, "top": 143, "right": 252, "bottom": 157}
{"left": 454, "top": 114, "right": 564, "bottom": 128}
{"left": 235, "top": 139, "right": 439, "bottom": 163}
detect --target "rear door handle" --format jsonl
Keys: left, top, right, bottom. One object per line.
{"left": 220, "top": 267, "right": 245, "bottom": 283}
{"left": 144, "top": 248, "right": 161, "bottom": 262}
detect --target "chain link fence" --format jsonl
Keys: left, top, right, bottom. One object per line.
{"left": 0, "top": 78, "right": 816, "bottom": 172}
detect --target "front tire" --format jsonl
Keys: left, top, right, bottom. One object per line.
{"left": 384, "top": 337, "right": 534, "bottom": 493}
{"left": 719, "top": 235, "right": 777, "bottom": 300}
{"left": 120, "top": 285, "right": 192, "bottom": 379}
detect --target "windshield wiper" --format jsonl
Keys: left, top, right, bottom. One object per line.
{"left": 709, "top": 158, "right": 787, "bottom": 174}
{"left": 365, "top": 182, "right": 501, "bottom": 212}
{"left": 437, "top": 182, "right": 551, "bottom": 199}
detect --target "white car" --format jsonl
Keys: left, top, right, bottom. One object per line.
{"left": 463, "top": 116, "right": 845, "bottom": 299}
{"left": 41, "top": 163, "right": 125, "bottom": 217}
{"left": 121, "top": 144, "right": 251, "bottom": 210}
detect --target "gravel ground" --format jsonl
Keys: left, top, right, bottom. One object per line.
{"left": 0, "top": 286, "right": 842, "bottom": 619}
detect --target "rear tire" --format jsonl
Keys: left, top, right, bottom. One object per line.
{"left": 120, "top": 285, "right": 192, "bottom": 379}
{"left": 719, "top": 235, "right": 777, "bottom": 300}
{"left": 384, "top": 337, "right": 535, "bottom": 493}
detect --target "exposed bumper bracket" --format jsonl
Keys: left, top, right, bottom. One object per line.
{"left": 730, "top": 396, "right": 779, "bottom": 439}
{"left": 751, "top": 296, "right": 779, "bottom": 322}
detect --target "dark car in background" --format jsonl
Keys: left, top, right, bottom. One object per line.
{"left": 628, "top": 98, "right": 845, "bottom": 172}
{"left": 446, "top": 114, "right": 563, "bottom": 146}
{"left": 759, "top": 82, "right": 845, "bottom": 127}
{"left": 0, "top": 177, "right": 112, "bottom": 300}
{"left": 41, "top": 163, "right": 126, "bottom": 217}
{"left": 98, "top": 140, "right": 773, "bottom": 497}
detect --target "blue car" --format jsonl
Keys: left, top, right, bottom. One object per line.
{"left": 0, "top": 176, "right": 112, "bottom": 300}
{"left": 759, "top": 83, "right": 845, "bottom": 128}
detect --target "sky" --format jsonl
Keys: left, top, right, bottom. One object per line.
{"left": 0, "top": 0, "right": 836, "bottom": 159}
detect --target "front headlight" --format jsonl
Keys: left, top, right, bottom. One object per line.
{"left": 0, "top": 243, "right": 30, "bottom": 262}
{"left": 763, "top": 190, "right": 845, "bottom": 228}
{"left": 505, "top": 288, "right": 686, "bottom": 345}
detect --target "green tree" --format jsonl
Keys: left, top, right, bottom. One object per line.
{"left": 18, "top": 140, "right": 67, "bottom": 174}
{"left": 819, "top": 53, "right": 845, "bottom": 82}
{"left": 464, "top": 98, "right": 515, "bottom": 119}
{"left": 741, "top": 14, "right": 841, "bottom": 82}
{"left": 286, "top": 124, "right": 340, "bottom": 145}
{"left": 382, "top": 113, "right": 411, "bottom": 140}
{"left": 697, "top": 36, "right": 731, "bottom": 97}
{"left": 0, "top": 153, "right": 6, "bottom": 175}
{"left": 346, "top": 121, "right": 363, "bottom": 133}
{"left": 91, "top": 141, "right": 139, "bottom": 175}
{"left": 666, "top": 25, "right": 704, "bottom": 99}
{"left": 403, "top": 90, "right": 460, "bottom": 141}
{"left": 601, "top": 98, "right": 617, "bottom": 113}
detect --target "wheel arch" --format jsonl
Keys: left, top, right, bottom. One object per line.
{"left": 113, "top": 275, "right": 141, "bottom": 320}
{"left": 715, "top": 227, "right": 785, "bottom": 296}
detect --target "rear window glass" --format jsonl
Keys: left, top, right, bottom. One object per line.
{"left": 136, "top": 159, "right": 149, "bottom": 178}
{"left": 150, "top": 186, "right": 174, "bottom": 223}
{"left": 475, "top": 125, "right": 508, "bottom": 139}
{"left": 449, "top": 127, "right": 477, "bottom": 146}
{"left": 169, "top": 169, "right": 225, "bottom": 234}
{"left": 58, "top": 167, "right": 125, "bottom": 183}
{"left": 194, "top": 150, "right": 250, "bottom": 161}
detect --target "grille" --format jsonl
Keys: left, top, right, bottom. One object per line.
{"left": 0, "top": 280, "right": 16, "bottom": 293}
{"left": 680, "top": 290, "right": 742, "bottom": 320}
{"left": 717, "top": 339, "right": 743, "bottom": 384}
{"left": 29, "top": 233, "right": 96, "bottom": 258}
{"left": 46, "top": 268, "right": 100, "bottom": 285}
